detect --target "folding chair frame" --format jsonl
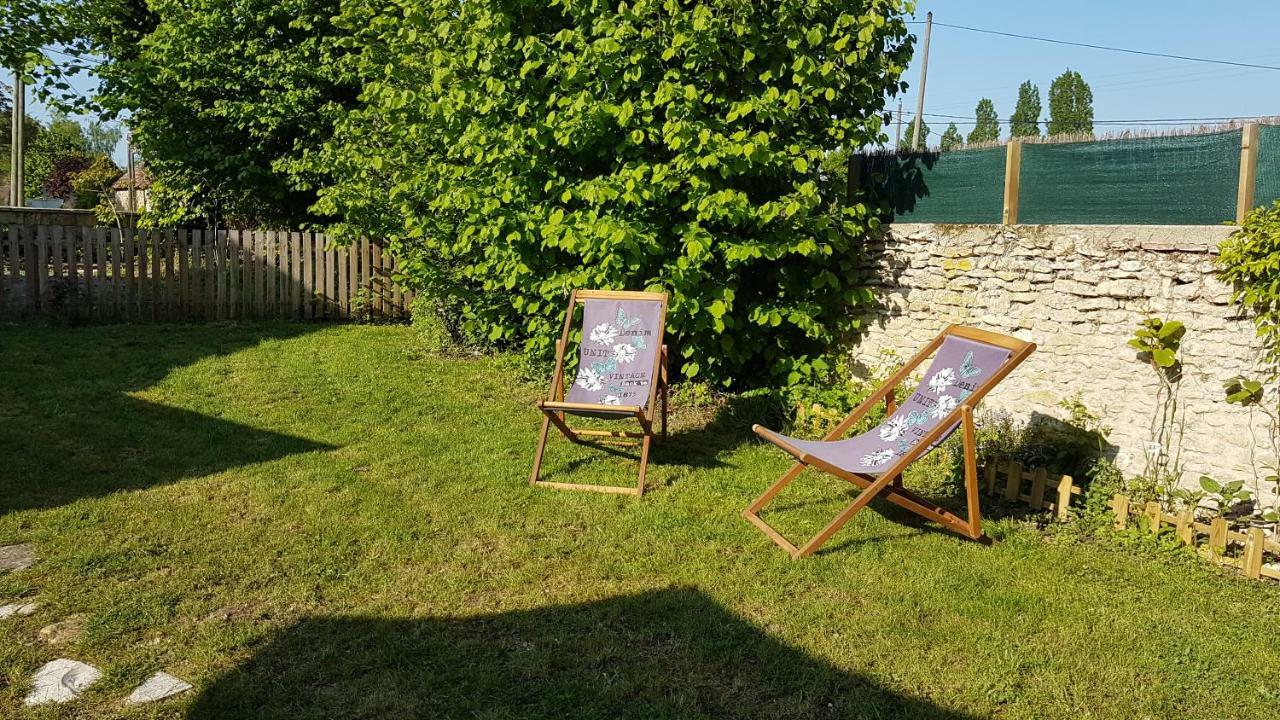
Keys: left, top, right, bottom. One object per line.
{"left": 744, "top": 325, "right": 1036, "bottom": 558}
{"left": 529, "top": 289, "right": 669, "bottom": 496}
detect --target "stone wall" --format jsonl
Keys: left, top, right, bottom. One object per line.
{"left": 851, "top": 223, "right": 1277, "bottom": 508}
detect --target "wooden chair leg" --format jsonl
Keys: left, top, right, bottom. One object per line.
{"left": 961, "top": 406, "right": 984, "bottom": 540}
{"left": 636, "top": 434, "right": 652, "bottom": 496}
{"left": 529, "top": 416, "right": 552, "bottom": 485}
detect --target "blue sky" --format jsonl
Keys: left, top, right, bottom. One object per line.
{"left": 21, "top": 0, "right": 1280, "bottom": 163}
{"left": 895, "top": 0, "right": 1280, "bottom": 147}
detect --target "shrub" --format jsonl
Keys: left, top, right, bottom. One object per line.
{"left": 312, "top": 0, "right": 914, "bottom": 388}
{"left": 1217, "top": 200, "right": 1280, "bottom": 374}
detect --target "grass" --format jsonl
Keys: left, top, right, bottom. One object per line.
{"left": 0, "top": 322, "right": 1277, "bottom": 719}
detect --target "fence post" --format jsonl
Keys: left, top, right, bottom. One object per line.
{"left": 1111, "top": 494, "right": 1129, "bottom": 529}
{"left": 1144, "top": 501, "right": 1162, "bottom": 534}
{"left": 1208, "top": 518, "right": 1228, "bottom": 557}
{"left": 1003, "top": 461, "right": 1022, "bottom": 501}
{"left": 1055, "top": 475, "right": 1073, "bottom": 520}
{"left": 1236, "top": 122, "right": 1259, "bottom": 225}
{"left": 1002, "top": 139, "right": 1022, "bottom": 225}
{"left": 1243, "top": 528, "right": 1265, "bottom": 579}
{"left": 1175, "top": 510, "right": 1193, "bottom": 545}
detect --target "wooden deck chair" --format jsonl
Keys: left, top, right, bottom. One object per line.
{"left": 529, "top": 289, "right": 669, "bottom": 496}
{"left": 744, "top": 325, "right": 1035, "bottom": 558}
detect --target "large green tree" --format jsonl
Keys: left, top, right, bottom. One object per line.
{"left": 967, "top": 98, "right": 999, "bottom": 144}
{"left": 939, "top": 122, "right": 962, "bottom": 151}
{"left": 1009, "top": 80, "right": 1041, "bottom": 138}
{"left": 24, "top": 112, "right": 86, "bottom": 199}
{"left": 312, "top": 0, "right": 914, "bottom": 386}
{"left": 1048, "top": 69, "right": 1094, "bottom": 136}
{"left": 29, "top": 0, "right": 357, "bottom": 225}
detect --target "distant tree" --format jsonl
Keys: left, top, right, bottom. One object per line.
{"left": 25, "top": 114, "right": 88, "bottom": 199}
{"left": 1010, "top": 81, "right": 1041, "bottom": 138}
{"left": 903, "top": 116, "right": 931, "bottom": 150}
{"left": 70, "top": 155, "right": 122, "bottom": 210}
{"left": 43, "top": 153, "right": 95, "bottom": 201}
{"left": 967, "top": 98, "right": 1000, "bottom": 144}
{"left": 939, "top": 123, "right": 963, "bottom": 151}
{"left": 84, "top": 120, "right": 123, "bottom": 157}
{"left": 1048, "top": 69, "right": 1094, "bottom": 136}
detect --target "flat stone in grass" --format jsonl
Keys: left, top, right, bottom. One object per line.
{"left": 125, "top": 672, "right": 193, "bottom": 705}
{"left": 0, "top": 602, "right": 39, "bottom": 619}
{"left": 39, "top": 614, "right": 87, "bottom": 645}
{"left": 24, "top": 659, "right": 103, "bottom": 706}
{"left": 0, "top": 543, "right": 37, "bottom": 571}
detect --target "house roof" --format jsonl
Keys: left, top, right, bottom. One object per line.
{"left": 112, "top": 165, "right": 153, "bottom": 191}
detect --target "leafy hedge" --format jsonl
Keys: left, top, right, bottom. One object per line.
{"left": 1217, "top": 200, "right": 1280, "bottom": 375}
{"left": 314, "top": 0, "right": 913, "bottom": 386}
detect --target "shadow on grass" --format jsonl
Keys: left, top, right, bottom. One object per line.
{"left": 188, "top": 587, "right": 980, "bottom": 720}
{"left": 0, "top": 323, "right": 335, "bottom": 515}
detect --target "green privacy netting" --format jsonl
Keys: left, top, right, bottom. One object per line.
{"left": 1255, "top": 124, "right": 1280, "bottom": 210}
{"left": 1018, "top": 130, "right": 1242, "bottom": 225}
{"left": 859, "top": 147, "right": 1005, "bottom": 224}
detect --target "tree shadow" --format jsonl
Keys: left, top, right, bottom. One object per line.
{"left": 0, "top": 323, "right": 336, "bottom": 515}
{"left": 188, "top": 587, "right": 982, "bottom": 720}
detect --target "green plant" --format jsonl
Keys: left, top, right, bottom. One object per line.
{"left": 1009, "top": 80, "right": 1041, "bottom": 138}
{"left": 1197, "top": 475, "right": 1252, "bottom": 518}
{"left": 1218, "top": 201, "right": 1280, "bottom": 374}
{"left": 410, "top": 294, "right": 456, "bottom": 354}
{"left": 966, "top": 98, "right": 999, "bottom": 144}
{"left": 1126, "top": 318, "right": 1187, "bottom": 505}
{"left": 1222, "top": 375, "right": 1280, "bottom": 526}
{"left": 311, "top": 0, "right": 914, "bottom": 389}
{"left": 938, "top": 123, "right": 963, "bottom": 151}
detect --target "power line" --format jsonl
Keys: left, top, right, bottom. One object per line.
{"left": 920, "top": 111, "right": 1268, "bottom": 125}
{"left": 908, "top": 20, "right": 1280, "bottom": 71}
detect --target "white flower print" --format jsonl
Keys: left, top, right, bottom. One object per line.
{"left": 612, "top": 342, "right": 638, "bottom": 364}
{"left": 878, "top": 416, "right": 907, "bottom": 442}
{"left": 931, "top": 394, "right": 957, "bottom": 419}
{"left": 589, "top": 323, "right": 619, "bottom": 345}
{"left": 860, "top": 448, "right": 896, "bottom": 467}
{"left": 928, "top": 367, "right": 956, "bottom": 394}
{"left": 602, "top": 395, "right": 621, "bottom": 406}
{"left": 575, "top": 368, "right": 604, "bottom": 392}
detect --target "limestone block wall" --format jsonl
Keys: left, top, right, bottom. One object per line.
{"left": 850, "top": 223, "right": 1277, "bottom": 509}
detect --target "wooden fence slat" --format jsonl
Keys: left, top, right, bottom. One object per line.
{"left": 215, "top": 230, "right": 227, "bottom": 321}
{"left": 123, "top": 228, "right": 136, "bottom": 320}
{"left": 326, "top": 239, "right": 338, "bottom": 320}
{"left": 1111, "top": 494, "right": 1129, "bottom": 530}
{"left": 1055, "top": 475, "right": 1073, "bottom": 520}
{"left": 337, "top": 239, "right": 349, "bottom": 320}
{"left": 1029, "top": 468, "right": 1047, "bottom": 510}
{"left": 1208, "top": 518, "right": 1228, "bottom": 557}
{"left": 314, "top": 234, "right": 327, "bottom": 319}
{"left": 66, "top": 227, "right": 79, "bottom": 315}
{"left": 1243, "top": 528, "right": 1265, "bottom": 579}
{"left": 1144, "top": 501, "right": 1162, "bottom": 534}
{"left": 1003, "top": 461, "right": 1021, "bottom": 501}
{"left": 1175, "top": 510, "right": 1194, "bottom": 545}
{"left": 266, "top": 230, "right": 278, "bottom": 318}
{"left": 0, "top": 226, "right": 7, "bottom": 316}
{"left": 163, "top": 228, "right": 176, "bottom": 320}
{"left": 252, "top": 230, "right": 264, "bottom": 318}
{"left": 35, "top": 226, "right": 49, "bottom": 311}
{"left": 196, "top": 230, "right": 210, "bottom": 319}
{"left": 150, "top": 229, "right": 163, "bottom": 321}
{"left": 79, "top": 226, "right": 92, "bottom": 318}
{"left": 371, "top": 242, "right": 383, "bottom": 320}
{"left": 230, "top": 229, "right": 241, "bottom": 320}
{"left": 50, "top": 226, "right": 64, "bottom": 299}
{"left": 95, "top": 228, "right": 108, "bottom": 320}
{"left": 6, "top": 225, "right": 18, "bottom": 316}
{"left": 288, "top": 231, "right": 300, "bottom": 318}
{"left": 177, "top": 228, "right": 189, "bottom": 314}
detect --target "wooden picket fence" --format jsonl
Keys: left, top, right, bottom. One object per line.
{"left": 1110, "top": 495, "right": 1280, "bottom": 582}
{"left": 982, "top": 460, "right": 1080, "bottom": 520}
{"left": 0, "top": 224, "right": 410, "bottom": 322}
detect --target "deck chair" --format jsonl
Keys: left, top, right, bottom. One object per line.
{"left": 529, "top": 289, "right": 669, "bottom": 496}
{"left": 744, "top": 325, "right": 1035, "bottom": 558}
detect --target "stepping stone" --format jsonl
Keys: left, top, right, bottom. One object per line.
{"left": 0, "top": 543, "right": 37, "bottom": 571}
{"left": 24, "top": 658, "right": 102, "bottom": 706}
{"left": 39, "top": 614, "right": 86, "bottom": 645}
{"left": 0, "top": 602, "right": 39, "bottom": 619}
{"left": 125, "top": 671, "right": 193, "bottom": 705}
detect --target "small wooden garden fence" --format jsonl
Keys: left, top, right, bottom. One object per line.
{"left": 0, "top": 224, "right": 411, "bottom": 322}
{"left": 1110, "top": 495, "right": 1279, "bottom": 582}
{"left": 983, "top": 460, "right": 1080, "bottom": 521}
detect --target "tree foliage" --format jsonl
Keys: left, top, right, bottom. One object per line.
{"left": 32, "top": 0, "right": 357, "bottom": 226}
{"left": 311, "top": 0, "right": 913, "bottom": 387}
{"left": 967, "top": 98, "right": 999, "bottom": 144}
{"left": 1048, "top": 69, "right": 1093, "bottom": 136}
{"left": 939, "top": 122, "right": 962, "bottom": 151}
{"left": 1009, "top": 80, "right": 1041, "bottom": 138}
{"left": 24, "top": 113, "right": 87, "bottom": 199}
{"left": 1216, "top": 201, "right": 1280, "bottom": 376}
{"left": 902, "top": 115, "right": 930, "bottom": 150}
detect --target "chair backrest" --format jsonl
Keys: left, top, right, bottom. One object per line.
{"left": 878, "top": 334, "right": 1015, "bottom": 458}
{"left": 558, "top": 290, "right": 667, "bottom": 410}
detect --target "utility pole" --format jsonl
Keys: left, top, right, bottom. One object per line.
{"left": 9, "top": 70, "right": 24, "bottom": 207}
{"left": 895, "top": 100, "right": 903, "bottom": 148}
{"left": 911, "top": 11, "right": 933, "bottom": 150}
{"left": 126, "top": 132, "right": 136, "bottom": 215}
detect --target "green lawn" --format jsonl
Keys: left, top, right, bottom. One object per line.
{"left": 1, "top": 323, "right": 1277, "bottom": 719}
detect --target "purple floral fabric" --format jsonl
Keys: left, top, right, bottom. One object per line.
{"left": 566, "top": 299, "right": 663, "bottom": 410}
{"left": 777, "top": 336, "right": 1013, "bottom": 475}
